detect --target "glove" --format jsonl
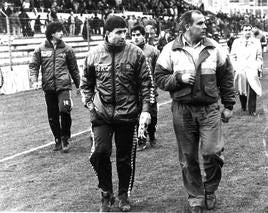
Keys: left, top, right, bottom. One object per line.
{"left": 221, "top": 108, "right": 233, "bottom": 123}
{"left": 138, "top": 122, "right": 147, "bottom": 140}
{"left": 139, "top": 112, "right": 151, "bottom": 126}
{"left": 138, "top": 112, "right": 151, "bottom": 139}
{"left": 32, "top": 81, "right": 39, "bottom": 90}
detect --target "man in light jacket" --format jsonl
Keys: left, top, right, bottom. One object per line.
{"left": 155, "top": 10, "right": 235, "bottom": 213}
{"left": 230, "top": 24, "right": 263, "bottom": 115}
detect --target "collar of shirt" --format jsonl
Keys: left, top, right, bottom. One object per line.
{"left": 182, "top": 35, "right": 204, "bottom": 64}
{"left": 182, "top": 35, "right": 202, "bottom": 49}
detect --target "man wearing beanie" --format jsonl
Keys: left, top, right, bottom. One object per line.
{"left": 29, "top": 22, "right": 80, "bottom": 153}
{"left": 131, "top": 25, "right": 160, "bottom": 151}
{"left": 81, "top": 15, "right": 153, "bottom": 212}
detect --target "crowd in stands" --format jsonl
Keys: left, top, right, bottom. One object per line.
{"left": 0, "top": 0, "right": 267, "bottom": 44}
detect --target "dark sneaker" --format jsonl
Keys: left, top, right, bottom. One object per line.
{"left": 61, "top": 136, "right": 70, "bottom": 153}
{"left": 118, "top": 193, "right": 131, "bottom": 212}
{"left": 100, "top": 191, "right": 115, "bottom": 212}
{"left": 137, "top": 139, "right": 147, "bottom": 151}
{"left": 189, "top": 206, "right": 203, "bottom": 213}
{"left": 53, "top": 138, "right": 62, "bottom": 151}
{"left": 205, "top": 192, "right": 216, "bottom": 210}
{"left": 149, "top": 139, "right": 156, "bottom": 147}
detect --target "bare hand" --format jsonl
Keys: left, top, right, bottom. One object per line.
{"left": 181, "top": 73, "right": 195, "bottom": 85}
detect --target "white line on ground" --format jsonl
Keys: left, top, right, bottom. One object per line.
{"left": 0, "top": 100, "right": 172, "bottom": 163}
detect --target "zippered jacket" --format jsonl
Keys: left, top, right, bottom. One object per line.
{"left": 29, "top": 40, "right": 80, "bottom": 91}
{"left": 81, "top": 39, "right": 152, "bottom": 123}
{"left": 155, "top": 34, "right": 235, "bottom": 109}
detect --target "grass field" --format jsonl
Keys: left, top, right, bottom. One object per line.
{"left": 1, "top": 55, "right": 268, "bottom": 212}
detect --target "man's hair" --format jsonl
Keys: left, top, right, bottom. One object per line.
{"left": 177, "top": 10, "right": 203, "bottom": 33}
{"left": 242, "top": 24, "right": 252, "bottom": 31}
{"left": 45, "top": 22, "right": 64, "bottom": 40}
{"left": 130, "top": 25, "right": 145, "bottom": 36}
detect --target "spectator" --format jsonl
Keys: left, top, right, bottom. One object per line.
{"left": 131, "top": 25, "right": 160, "bottom": 151}
{"left": 29, "top": 22, "right": 80, "bottom": 152}
{"left": 91, "top": 13, "right": 101, "bottom": 34}
{"left": 68, "top": 11, "right": 75, "bottom": 36}
{"left": 19, "top": 8, "right": 33, "bottom": 37}
{"left": 230, "top": 24, "right": 263, "bottom": 116}
{"left": 74, "top": 15, "right": 83, "bottom": 35}
{"left": 9, "top": 8, "right": 21, "bottom": 37}
{"left": 34, "top": 14, "right": 42, "bottom": 33}
{"left": 82, "top": 17, "right": 91, "bottom": 40}
{"left": 157, "top": 30, "right": 172, "bottom": 52}
{"left": 80, "top": 15, "right": 153, "bottom": 212}
{"left": 155, "top": 10, "right": 235, "bottom": 212}
{"left": 226, "top": 32, "right": 236, "bottom": 52}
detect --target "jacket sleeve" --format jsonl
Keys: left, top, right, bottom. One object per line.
{"left": 80, "top": 54, "right": 96, "bottom": 106}
{"left": 137, "top": 51, "right": 153, "bottom": 112}
{"left": 29, "top": 46, "right": 41, "bottom": 82}
{"left": 155, "top": 45, "right": 186, "bottom": 91}
{"left": 216, "top": 50, "right": 236, "bottom": 110}
{"left": 66, "top": 47, "right": 80, "bottom": 89}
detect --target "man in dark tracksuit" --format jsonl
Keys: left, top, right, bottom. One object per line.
{"left": 80, "top": 16, "right": 152, "bottom": 212}
{"left": 155, "top": 11, "right": 235, "bottom": 213}
{"left": 29, "top": 22, "right": 80, "bottom": 152}
{"left": 131, "top": 25, "right": 160, "bottom": 150}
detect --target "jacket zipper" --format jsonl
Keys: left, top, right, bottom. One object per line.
{"left": 111, "top": 49, "right": 116, "bottom": 117}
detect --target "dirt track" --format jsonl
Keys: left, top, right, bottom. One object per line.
{"left": 1, "top": 55, "right": 268, "bottom": 212}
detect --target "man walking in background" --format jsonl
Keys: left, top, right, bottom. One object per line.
{"left": 80, "top": 16, "right": 153, "bottom": 212}
{"left": 131, "top": 25, "right": 160, "bottom": 151}
{"left": 29, "top": 22, "right": 80, "bottom": 153}
{"left": 231, "top": 24, "right": 263, "bottom": 116}
{"left": 155, "top": 10, "right": 235, "bottom": 212}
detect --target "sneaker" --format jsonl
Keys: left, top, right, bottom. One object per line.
{"left": 137, "top": 140, "right": 147, "bottom": 151}
{"left": 149, "top": 139, "right": 156, "bottom": 147}
{"left": 53, "top": 138, "right": 62, "bottom": 151}
{"left": 205, "top": 192, "right": 216, "bottom": 210}
{"left": 100, "top": 191, "right": 115, "bottom": 212}
{"left": 118, "top": 193, "right": 131, "bottom": 212}
{"left": 61, "top": 136, "right": 70, "bottom": 153}
{"left": 137, "top": 138, "right": 147, "bottom": 151}
{"left": 189, "top": 205, "right": 203, "bottom": 213}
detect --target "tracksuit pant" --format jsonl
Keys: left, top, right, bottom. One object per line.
{"left": 44, "top": 90, "right": 72, "bottom": 140}
{"left": 89, "top": 121, "right": 137, "bottom": 196}
{"left": 172, "top": 101, "right": 224, "bottom": 207}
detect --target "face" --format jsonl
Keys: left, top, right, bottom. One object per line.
{"left": 243, "top": 26, "right": 252, "bottom": 39}
{"left": 188, "top": 12, "right": 207, "bottom": 41}
{"left": 52, "top": 30, "right": 63, "bottom": 41}
{"left": 107, "top": 28, "right": 127, "bottom": 45}
{"left": 132, "top": 30, "right": 145, "bottom": 45}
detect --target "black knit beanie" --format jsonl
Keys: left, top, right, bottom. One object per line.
{"left": 104, "top": 15, "right": 127, "bottom": 32}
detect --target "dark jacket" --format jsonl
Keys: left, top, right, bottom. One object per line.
{"left": 155, "top": 34, "right": 235, "bottom": 109}
{"left": 29, "top": 40, "right": 80, "bottom": 91}
{"left": 81, "top": 39, "right": 153, "bottom": 123}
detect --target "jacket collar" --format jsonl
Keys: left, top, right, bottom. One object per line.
{"left": 172, "top": 33, "right": 215, "bottom": 51}
{"left": 45, "top": 39, "right": 66, "bottom": 48}
{"left": 104, "top": 36, "right": 126, "bottom": 53}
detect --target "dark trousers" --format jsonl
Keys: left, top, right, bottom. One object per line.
{"left": 239, "top": 83, "right": 257, "bottom": 113}
{"left": 44, "top": 90, "right": 72, "bottom": 140}
{"left": 172, "top": 102, "right": 224, "bottom": 206}
{"left": 147, "top": 103, "right": 158, "bottom": 140}
{"left": 90, "top": 122, "right": 137, "bottom": 196}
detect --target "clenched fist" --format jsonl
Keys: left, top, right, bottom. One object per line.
{"left": 181, "top": 73, "right": 195, "bottom": 85}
